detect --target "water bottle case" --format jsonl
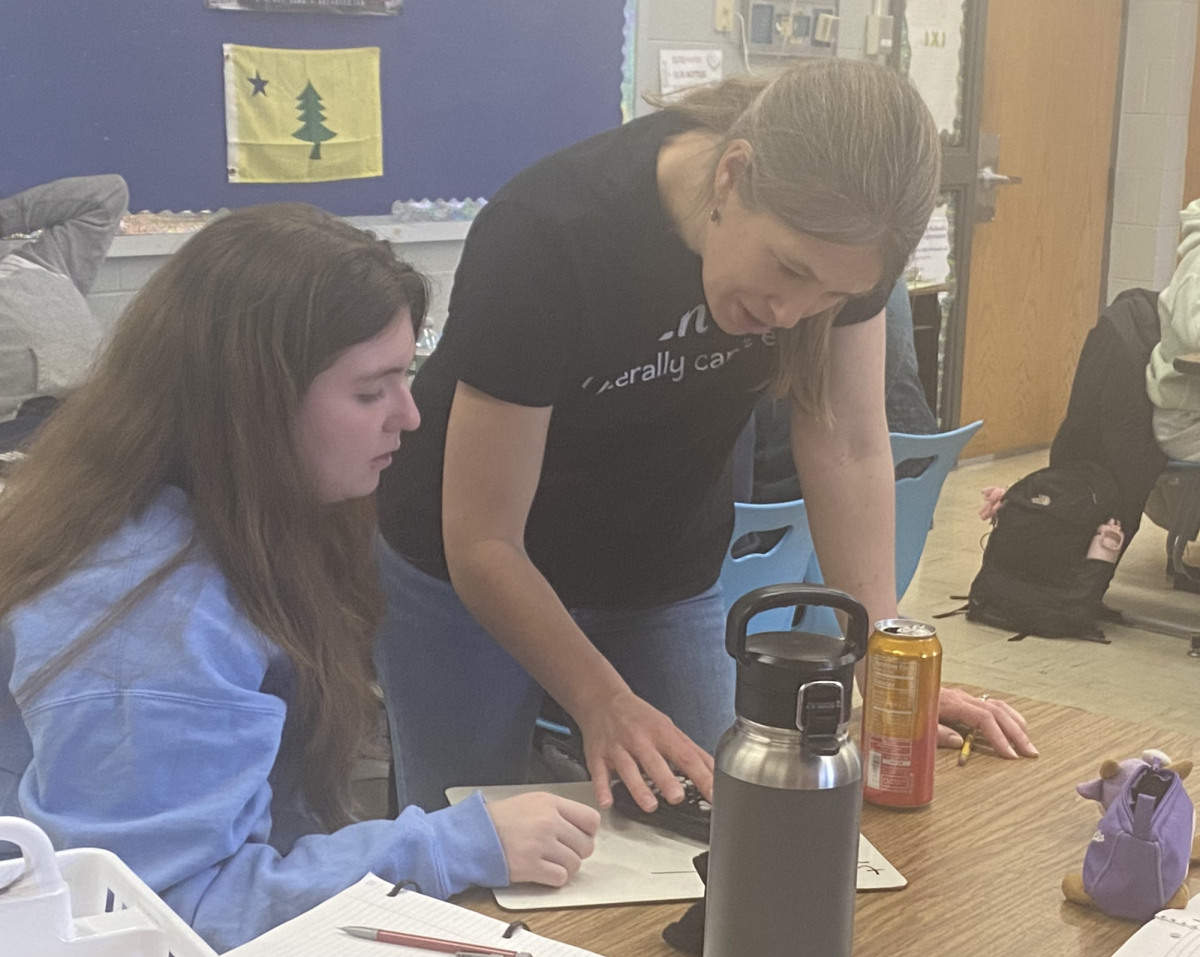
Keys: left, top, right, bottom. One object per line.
{"left": 610, "top": 775, "right": 711, "bottom": 843}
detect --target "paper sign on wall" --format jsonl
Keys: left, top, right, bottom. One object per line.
{"left": 904, "top": 0, "right": 965, "bottom": 140}
{"left": 908, "top": 205, "right": 951, "bottom": 285}
{"left": 659, "top": 49, "right": 723, "bottom": 95}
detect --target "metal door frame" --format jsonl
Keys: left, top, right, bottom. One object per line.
{"left": 890, "top": 0, "right": 988, "bottom": 429}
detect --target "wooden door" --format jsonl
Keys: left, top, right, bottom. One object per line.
{"left": 958, "top": 0, "right": 1125, "bottom": 455}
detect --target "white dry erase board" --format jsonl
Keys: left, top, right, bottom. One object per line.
{"left": 446, "top": 781, "right": 906, "bottom": 911}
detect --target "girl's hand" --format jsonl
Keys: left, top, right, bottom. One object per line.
{"left": 486, "top": 792, "right": 601, "bottom": 886}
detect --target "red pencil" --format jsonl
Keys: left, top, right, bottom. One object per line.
{"left": 340, "top": 925, "right": 531, "bottom": 957}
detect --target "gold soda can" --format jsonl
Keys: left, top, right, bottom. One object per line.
{"left": 861, "top": 618, "right": 942, "bottom": 807}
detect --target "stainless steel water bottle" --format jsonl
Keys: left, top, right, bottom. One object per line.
{"left": 703, "top": 584, "right": 868, "bottom": 957}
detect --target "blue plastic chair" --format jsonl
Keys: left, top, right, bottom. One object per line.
{"left": 721, "top": 498, "right": 826, "bottom": 634}
{"left": 721, "top": 421, "right": 983, "bottom": 635}
{"left": 891, "top": 420, "right": 983, "bottom": 599}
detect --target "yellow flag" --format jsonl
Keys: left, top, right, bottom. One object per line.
{"left": 224, "top": 44, "right": 382, "bottom": 183}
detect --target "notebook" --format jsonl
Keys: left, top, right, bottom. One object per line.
{"left": 446, "top": 781, "right": 906, "bottom": 911}
{"left": 222, "top": 874, "right": 603, "bottom": 957}
{"left": 1112, "top": 895, "right": 1200, "bottom": 957}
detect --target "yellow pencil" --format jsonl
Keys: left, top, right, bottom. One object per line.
{"left": 957, "top": 729, "right": 977, "bottom": 766}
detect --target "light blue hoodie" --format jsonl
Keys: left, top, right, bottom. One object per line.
{"left": 0, "top": 486, "right": 508, "bottom": 952}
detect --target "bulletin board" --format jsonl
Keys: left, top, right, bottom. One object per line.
{"left": 0, "top": 1, "right": 627, "bottom": 216}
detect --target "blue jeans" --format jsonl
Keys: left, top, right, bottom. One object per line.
{"left": 373, "top": 544, "right": 735, "bottom": 811}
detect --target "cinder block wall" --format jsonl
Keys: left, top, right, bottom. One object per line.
{"left": 84, "top": 224, "right": 468, "bottom": 338}
{"left": 85, "top": 254, "right": 171, "bottom": 329}
{"left": 1108, "top": 0, "right": 1199, "bottom": 303}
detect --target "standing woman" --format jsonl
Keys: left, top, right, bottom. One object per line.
{"left": 377, "top": 59, "right": 1037, "bottom": 815}
{"left": 0, "top": 205, "right": 598, "bottom": 953}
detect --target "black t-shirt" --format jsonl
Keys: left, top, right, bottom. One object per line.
{"left": 378, "top": 111, "right": 888, "bottom": 609}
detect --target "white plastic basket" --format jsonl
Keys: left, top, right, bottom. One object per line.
{"left": 0, "top": 817, "right": 217, "bottom": 957}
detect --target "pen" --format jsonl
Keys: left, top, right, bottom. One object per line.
{"left": 957, "top": 728, "right": 978, "bottom": 766}
{"left": 340, "top": 925, "right": 532, "bottom": 957}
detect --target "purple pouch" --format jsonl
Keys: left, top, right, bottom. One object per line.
{"left": 1082, "top": 762, "right": 1196, "bottom": 922}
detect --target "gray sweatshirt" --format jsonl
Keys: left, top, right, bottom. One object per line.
{"left": 0, "top": 175, "right": 128, "bottom": 420}
{"left": 1146, "top": 199, "right": 1200, "bottom": 459}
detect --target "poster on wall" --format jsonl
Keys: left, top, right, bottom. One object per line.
{"left": 224, "top": 44, "right": 383, "bottom": 183}
{"left": 907, "top": 204, "right": 951, "bottom": 286}
{"left": 904, "top": 0, "right": 964, "bottom": 143}
{"left": 205, "top": 0, "right": 400, "bottom": 15}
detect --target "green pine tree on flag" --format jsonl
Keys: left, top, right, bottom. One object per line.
{"left": 293, "top": 81, "right": 336, "bottom": 160}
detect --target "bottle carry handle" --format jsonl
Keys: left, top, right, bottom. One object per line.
{"left": 726, "top": 584, "right": 870, "bottom": 665}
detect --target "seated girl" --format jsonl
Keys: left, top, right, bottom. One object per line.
{"left": 0, "top": 204, "right": 599, "bottom": 952}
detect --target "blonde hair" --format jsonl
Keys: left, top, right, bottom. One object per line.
{"left": 0, "top": 203, "right": 428, "bottom": 828}
{"left": 651, "top": 60, "right": 941, "bottom": 415}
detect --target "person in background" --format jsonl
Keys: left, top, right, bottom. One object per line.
{"left": 1145, "top": 198, "right": 1200, "bottom": 588}
{"left": 0, "top": 174, "right": 127, "bottom": 448}
{"left": 0, "top": 204, "right": 599, "bottom": 953}
{"left": 375, "top": 59, "right": 1037, "bottom": 819}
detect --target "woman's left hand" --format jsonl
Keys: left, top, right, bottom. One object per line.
{"left": 936, "top": 687, "right": 1039, "bottom": 759}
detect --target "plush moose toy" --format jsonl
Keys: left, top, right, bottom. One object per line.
{"left": 1062, "top": 750, "right": 1200, "bottom": 921}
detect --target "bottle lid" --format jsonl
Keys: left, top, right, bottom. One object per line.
{"left": 726, "top": 585, "right": 868, "bottom": 730}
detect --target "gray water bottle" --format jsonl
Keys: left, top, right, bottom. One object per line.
{"left": 703, "top": 584, "right": 868, "bottom": 957}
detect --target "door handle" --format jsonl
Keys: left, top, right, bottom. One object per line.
{"left": 978, "top": 166, "right": 1023, "bottom": 186}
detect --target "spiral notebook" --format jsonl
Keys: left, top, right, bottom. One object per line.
{"left": 1112, "top": 895, "right": 1200, "bottom": 956}
{"left": 222, "top": 874, "right": 603, "bottom": 957}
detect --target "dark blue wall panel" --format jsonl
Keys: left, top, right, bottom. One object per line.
{"left": 0, "top": 2, "right": 625, "bottom": 216}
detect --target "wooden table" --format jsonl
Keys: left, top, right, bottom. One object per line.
{"left": 456, "top": 691, "right": 1200, "bottom": 957}
{"left": 1176, "top": 352, "right": 1200, "bottom": 376}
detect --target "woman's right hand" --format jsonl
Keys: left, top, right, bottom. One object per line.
{"left": 485, "top": 792, "right": 601, "bottom": 886}
{"left": 576, "top": 689, "right": 715, "bottom": 812}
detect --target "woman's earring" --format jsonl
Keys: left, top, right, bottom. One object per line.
{"left": 710, "top": 206, "right": 721, "bottom": 224}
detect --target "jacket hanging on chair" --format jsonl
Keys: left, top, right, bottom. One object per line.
{"left": 1049, "top": 288, "right": 1166, "bottom": 553}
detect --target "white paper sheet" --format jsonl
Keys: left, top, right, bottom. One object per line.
{"left": 904, "top": 0, "right": 965, "bottom": 139}
{"left": 908, "top": 205, "right": 952, "bottom": 285}
{"left": 223, "top": 874, "right": 602, "bottom": 957}
{"left": 659, "top": 49, "right": 723, "bottom": 95}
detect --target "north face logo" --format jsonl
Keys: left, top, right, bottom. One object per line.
{"left": 1031, "top": 494, "right": 1051, "bottom": 506}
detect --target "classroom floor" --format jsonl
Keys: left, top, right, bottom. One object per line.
{"left": 900, "top": 448, "right": 1200, "bottom": 739}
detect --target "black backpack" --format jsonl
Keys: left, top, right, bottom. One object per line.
{"left": 965, "top": 462, "right": 1122, "bottom": 640}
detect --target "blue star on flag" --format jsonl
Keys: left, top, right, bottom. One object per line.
{"left": 248, "top": 70, "right": 269, "bottom": 96}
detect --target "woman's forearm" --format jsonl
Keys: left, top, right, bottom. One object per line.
{"left": 445, "top": 537, "right": 630, "bottom": 721}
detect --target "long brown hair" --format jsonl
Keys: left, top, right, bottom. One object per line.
{"left": 651, "top": 60, "right": 941, "bottom": 416}
{"left": 0, "top": 203, "right": 428, "bottom": 828}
